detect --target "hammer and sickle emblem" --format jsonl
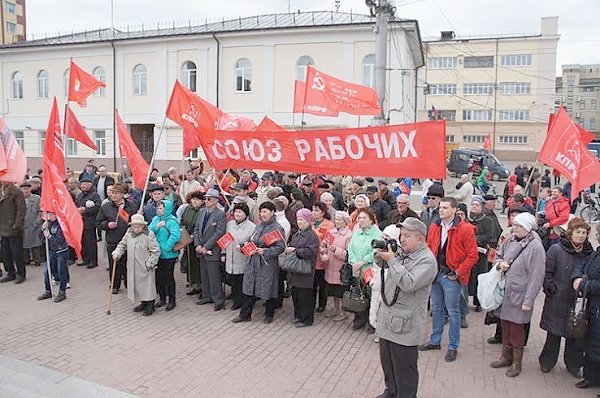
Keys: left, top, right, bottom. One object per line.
{"left": 311, "top": 75, "right": 326, "bottom": 92}
{"left": 74, "top": 79, "right": 81, "bottom": 92}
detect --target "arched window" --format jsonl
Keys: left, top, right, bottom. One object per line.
{"left": 181, "top": 61, "right": 197, "bottom": 92}
{"left": 132, "top": 64, "right": 147, "bottom": 95}
{"left": 296, "top": 55, "right": 314, "bottom": 81}
{"left": 362, "top": 54, "right": 376, "bottom": 89}
{"left": 63, "top": 68, "right": 70, "bottom": 97}
{"left": 11, "top": 71, "right": 23, "bottom": 99}
{"left": 235, "top": 58, "right": 252, "bottom": 92}
{"left": 93, "top": 66, "right": 106, "bottom": 97}
{"left": 37, "top": 70, "right": 49, "bottom": 99}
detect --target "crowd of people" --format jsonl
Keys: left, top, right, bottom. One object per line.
{"left": 1, "top": 158, "right": 600, "bottom": 398}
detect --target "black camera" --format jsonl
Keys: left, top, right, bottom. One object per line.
{"left": 371, "top": 238, "right": 398, "bottom": 252}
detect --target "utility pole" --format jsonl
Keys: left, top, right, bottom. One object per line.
{"left": 368, "top": 0, "right": 396, "bottom": 126}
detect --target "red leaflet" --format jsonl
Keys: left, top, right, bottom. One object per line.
{"left": 217, "top": 232, "right": 235, "bottom": 250}
{"left": 263, "top": 229, "right": 284, "bottom": 246}
{"left": 324, "top": 231, "right": 335, "bottom": 246}
{"left": 362, "top": 267, "right": 374, "bottom": 284}
{"left": 241, "top": 241, "right": 259, "bottom": 256}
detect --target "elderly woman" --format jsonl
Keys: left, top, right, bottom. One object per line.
{"left": 571, "top": 223, "right": 600, "bottom": 390}
{"left": 319, "top": 192, "right": 336, "bottom": 220}
{"left": 223, "top": 203, "right": 256, "bottom": 311}
{"left": 112, "top": 214, "right": 161, "bottom": 315}
{"left": 490, "top": 212, "right": 545, "bottom": 377}
{"left": 349, "top": 194, "right": 371, "bottom": 230}
{"left": 286, "top": 209, "right": 320, "bottom": 327}
{"left": 232, "top": 201, "right": 286, "bottom": 324}
{"left": 322, "top": 211, "right": 353, "bottom": 321}
{"left": 348, "top": 208, "right": 382, "bottom": 332}
{"left": 178, "top": 191, "right": 205, "bottom": 296}
{"left": 539, "top": 218, "right": 592, "bottom": 377}
{"left": 313, "top": 202, "right": 335, "bottom": 313}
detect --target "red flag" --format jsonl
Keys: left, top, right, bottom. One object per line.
{"left": 217, "top": 232, "right": 235, "bottom": 250}
{"left": 0, "top": 118, "right": 27, "bottom": 184}
{"left": 115, "top": 109, "right": 150, "bottom": 190}
{"left": 40, "top": 98, "right": 66, "bottom": 186}
{"left": 40, "top": 160, "right": 83, "bottom": 259}
{"left": 304, "top": 65, "right": 381, "bottom": 116}
{"left": 293, "top": 80, "right": 306, "bottom": 113}
{"left": 118, "top": 206, "right": 129, "bottom": 223}
{"left": 324, "top": 231, "right": 335, "bottom": 246}
{"left": 166, "top": 80, "right": 222, "bottom": 155}
{"left": 256, "top": 116, "right": 285, "bottom": 132}
{"left": 217, "top": 113, "right": 256, "bottom": 131}
{"left": 483, "top": 133, "right": 492, "bottom": 151}
{"left": 0, "top": 139, "right": 7, "bottom": 177}
{"left": 68, "top": 59, "right": 106, "bottom": 107}
{"left": 65, "top": 105, "right": 97, "bottom": 150}
{"left": 241, "top": 241, "right": 259, "bottom": 256}
{"left": 293, "top": 80, "right": 338, "bottom": 116}
{"left": 538, "top": 108, "right": 600, "bottom": 202}
{"left": 263, "top": 229, "right": 284, "bottom": 246}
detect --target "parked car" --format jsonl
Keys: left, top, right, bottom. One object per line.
{"left": 447, "top": 149, "right": 510, "bottom": 181}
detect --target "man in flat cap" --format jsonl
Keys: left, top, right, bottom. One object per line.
{"left": 76, "top": 176, "right": 102, "bottom": 269}
{"left": 143, "top": 184, "right": 165, "bottom": 223}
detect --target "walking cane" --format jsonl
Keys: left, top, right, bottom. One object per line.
{"left": 106, "top": 259, "right": 118, "bottom": 315}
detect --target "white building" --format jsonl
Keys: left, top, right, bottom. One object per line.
{"left": 0, "top": 11, "right": 423, "bottom": 172}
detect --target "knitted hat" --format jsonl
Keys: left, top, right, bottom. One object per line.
{"left": 296, "top": 208, "right": 313, "bottom": 223}
{"left": 513, "top": 212, "right": 536, "bottom": 232}
{"left": 354, "top": 194, "right": 371, "bottom": 208}
{"left": 382, "top": 224, "right": 400, "bottom": 241}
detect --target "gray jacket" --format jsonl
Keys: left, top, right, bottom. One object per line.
{"left": 194, "top": 207, "right": 227, "bottom": 261}
{"left": 376, "top": 244, "right": 437, "bottom": 346}
{"left": 23, "top": 194, "right": 43, "bottom": 248}
{"left": 224, "top": 219, "right": 255, "bottom": 275}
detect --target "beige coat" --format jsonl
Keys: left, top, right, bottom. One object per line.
{"left": 113, "top": 228, "right": 161, "bottom": 303}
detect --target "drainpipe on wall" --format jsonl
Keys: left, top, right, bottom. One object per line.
{"left": 212, "top": 33, "right": 220, "bottom": 107}
{"left": 111, "top": 39, "right": 117, "bottom": 172}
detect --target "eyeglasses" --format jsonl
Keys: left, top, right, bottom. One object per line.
{"left": 397, "top": 202, "right": 409, "bottom": 205}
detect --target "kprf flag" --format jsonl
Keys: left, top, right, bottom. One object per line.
{"left": 303, "top": 65, "right": 381, "bottom": 116}
{"left": 538, "top": 108, "right": 600, "bottom": 201}
{"left": 483, "top": 133, "right": 492, "bottom": 151}
{"left": 241, "top": 241, "right": 259, "bottom": 256}
{"left": 41, "top": 98, "right": 66, "bottom": 181}
{"left": 166, "top": 80, "right": 222, "bottom": 155}
{"left": 217, "top": 232, "right": 235, "bottom": 250}
{"left": 68, "top": 59, "right": 106, "bottom": 107}
{"left": 255, "top": 116, "right": 286, "bottom": 132}
{"left": 263, "top": 229, "right": 284, "bottom": 246}
{"left": 115, "top": 109, "right": 149, "bottom": 189}
{"left": 65, "top": 105, "right": 97, "bottom": 150}
{"left": 217, "top": 113, "right": 256, "bottom": 131}
{"left": 293, "top": 80, "right": 337, "bottom": 116}
{"left": 0, "top": 118, "right": 27, "bottom": 183}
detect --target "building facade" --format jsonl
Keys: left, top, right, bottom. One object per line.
{"left": 0, "top": 0, "right": 25, "bottom": 44}
{"left": 419, "top": 16, "right": 559, "bottom": 160}
{"left": 556, "top": 64, "right": 600, "bottom": 137}
{"left": 0, "top": 11, "right": 423, "bottom": 173}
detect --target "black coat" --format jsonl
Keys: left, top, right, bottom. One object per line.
{"left": 370, "top": 198, "right": 391, "bottom": 229}
{"left": 96, "top": 199, "right": 137, "bottom": 244}
{"left": 541, "top": 238, "right": 593, "bottom": 337}
{"left": 92, "top": 175, "right": 115, "bottom": 199}
{"left": 468, "top": 212, "right": 496, "bottom": 296}
{"left": 572, "top": 248, "right": 600, "bottom": 361}
{"left": 75, "top": 190, "right": 101, "bottom": 230}
{"left": 288, "top": 227, "right": 319, "bottom": 289}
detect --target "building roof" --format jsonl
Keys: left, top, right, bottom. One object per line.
{"left": 0, "top": 11, "right": 423, "bottom": 66}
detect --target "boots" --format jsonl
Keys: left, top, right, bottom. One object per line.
{"left": 490, "top": 345, "right": 513, "bottom": 368}
{"left": 506, "top": 348, "right": 523, "bottom": 377}
{"left": 143, "top": 301, "right": 155, "bottom": 316}
{"left": 165, "top": 297, "right": 176, "bottom": 311}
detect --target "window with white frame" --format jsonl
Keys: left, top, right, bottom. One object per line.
{"left": 463, "top": 56, "right": 494, "bottom": 68}
{"left": 63, "top": 68, "right": 70, "bottom": 97}
{"left": 235, "top": 58, "right": 252, "bottom": 92}
{"left": 580, "top": 118, "right": 586, "bottom": 129}
{"left": 429, "top": 84, "right": 456, "bottom": 95}
{"left": 498, "top": 110, "right": 530, "bottom": 121}
{"left": 362, "top": 54, "right": 375, "bottom": 88}
{"left": 132, "top": 64, "right": 147, "bottom": 95}
{"left": 437, "top": 110, "right": 456, "bottom": 121}
{"left": 93, "top": 67, "right": 106, "bottom": 97}
{"left": 66, "top": 138, "right": 78, "bottom": 156}
{"left": 499, "top": 135, "right": 528, "bottom": 144}
{"left": 592, "top": 99, "right": 597, "bottom": 110}
{"left": 446, "top": 135, "right": 455, "bottom": 143}
{"left": 94, "top": 130, "right": 106, "bottom": 156}
{"left": 6, "top": 2, "right": 16, "bottom": 13}
{"left": 11, "top": 71, "right": 22, "bottom": 99}
{"left": 591, "top": 118, "right": 596, "bottom": 130}
{"left": 39, "top": 131, "right": 45, "bottom": 155}
{"left": 187, "top": 148, "right": 199, "bottom": 159}
{"left": 499, "top": 82, "right": 531, "bottom": 95}
{"left": 6, "top": 21, "right": 17, "bottom": 34}
{"left": 14, "top": 130, "right": 23, "bottom": 149}
{"left": 500, "top": 54, "right": 532, "bottom": 67}
{"left": 580, "top": 100, "right": 586, "bottom": 110}
{"left": 37, "top": 70, "right": 49, "bottom": 99}
{"left": 180, "top": 61, "right": 197, "bottom": 92}
{"left": 463, "top": 83, "right": 494, "bottom": 95}
{"left": 462, "top": 134, "right": 487, "bottom": 143}
{"left": 463, "top": 109, "right": 492, "bottom": 121}
{"left": 296, "top": 55, "right": 314, "bottom": 82}
{"left": 427, "top": 57, "right": 457, "bottom": 69}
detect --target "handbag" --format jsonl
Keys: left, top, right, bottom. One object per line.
{"left": 340, "top": 262, "right": 354, "bottom": 286}
{"left": 280, "top": 252, "right": 312, "bottom": 275}
{"left": 173, "top": 227, "right": 193, "bottom": 252}
{"left": 567, "top": 291, "right": 588, "bottom": 339}
{"left": 342, "top": 283, "right": 367, "bottom": 313}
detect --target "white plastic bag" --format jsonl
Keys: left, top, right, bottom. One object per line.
{"left": 477, "top": 266, "right": 505, "bottom": 312}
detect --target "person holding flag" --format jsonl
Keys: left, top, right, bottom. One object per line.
{"left": 96, "top": 183, "right": 137, "bottom": 294}
{"left": 0, "top": 181, "right": 26, "bottom": 283}
{"left": 37, "top": 212, "right": 69, "bottom": 302}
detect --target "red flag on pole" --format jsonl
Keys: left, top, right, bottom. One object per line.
{"left": 483, "top": 133, "right": 492, "bottom": 151}
{"left": 538, "top": 108, "right": 600, "bottom": 202}
{"left": 68, "top": 59, "right": 106, "bottom": 108}
{"left": 166, "top": 80, "right": 222, "bottom": 155}
{"left": 216, "top": 232, "right": 235, "bottom": 250}
{"left": 293, "top": 80, "right": 338, "bottom": 116}
{"left": 115, "top": 109, "right": 150, "bottom": 189}
{"left": 65, "top": 105, "right": 97, "bottom": 150}
{"left": 41, "top": 97, "right": 66, "bottom": 183}
{"left": 216, "top": 113, "right": 257, "bottom": 131}
{"left": 263, "top": 229, "right": 284, "bottom": 246}
{"left": 303, "top": 65, "right": 381, "bottom": 116}
{"left": 0, "top": 118, "right": 27, "bottom": 183}
{"left": 255, "top": 116, "right": 286, "bottom": 132}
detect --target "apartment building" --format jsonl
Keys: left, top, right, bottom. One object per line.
{"left": 556, "top": 64, "right": 600, "bottom": 136}
{"left": 1, "top": 0, "right": 25, "bottom": 44}
{"left": 419, "top": 16, "right": 560, "bottom": 160}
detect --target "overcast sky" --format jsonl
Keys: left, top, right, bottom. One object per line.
{"left": 26, "top": 0, "right": 599, "bottom": 75}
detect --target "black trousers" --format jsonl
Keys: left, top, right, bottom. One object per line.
{"left": 183, "top": 244, "right": 201, "bottom": 286}
{"left": 354, "top": 286, "right": 372, "bottom": 328}
{"left": 292, "top": 286, "right": 315, "bottom": 325}
{"left": 156, "top": 258, "right": 176, "bottom": 301}
{"left": 584, "top": 356, "right": 600, "bottom": 383}
{"left": 81, "top": 228, "right": 98, "bottom": 266}
{"left": 379, "top": 339, "right": 419, "bottom": 398}
{"left": 313, "top": 269, "right": 327, "bottom": 310}
{"left": 228, "top": 273, "right": 244, "bottom": 308}
{"left": 199, "top": 257, "right": 224, "bottom": 306}
{"left": 1, "top": 236, "right": 25, "bottom": 278}
{"left": 239, "top": 294, "right": 276, "bottom": 320}
{"left": 539, "top": 332, "right": 584, "bottom": 371}
{"left": 106, "top": 242, "right": 126, "bottom": 289}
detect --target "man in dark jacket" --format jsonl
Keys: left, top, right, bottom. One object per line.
{"left": 387, "top": 194, "right": 419, "bottom": 226}
{"left": 378, "top": 180, "right": 397, "bottom": 208}
{"left": 0, "top": 182, "right": 26, "bottom": 283}
{"left": 420, "top": 183, "right": 444, "bottom": 230}
{"left": 76, "top": 176, "right": 102, "bottom": 269}
{"left": 367, "top": 185, "right": 391, "bottom": 229}
{"left": 92, "top": 165, "right": 115, "bottom": 203}
{"left": 300, "top": 179, "right": 317, "bottom": 209}
{"left": 96, "top": 183, "right": 136, "bottom": 293}
{"left": 143, "top": 184, "right": 165, "bottom": 223}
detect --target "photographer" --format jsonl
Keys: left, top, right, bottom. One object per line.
{"left": 374, "top": 217, "right": 437, "bottom": 398}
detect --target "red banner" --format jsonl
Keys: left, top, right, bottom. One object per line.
{"left": 0, "top": 118, "right": 27, "bottom": 183}
{"left": 263, "top": 229, "right": 284, "bottom": 246}
{"left": 41, "top": 98, "right": 66, "bottom": 183}
{"left": 256, "top": 116, "right": 285, "bottom": 132}
{"left": 241, "top": 241, "right": 259, "bottom": 256}
{"left": 203, "top": 121, "right": 446, "bottom": 179}
{"left": 68, "top": 59, "right": 105, "bottom": 108}
{"left": 217, "top": 232, "right": 235, "bottom": 250}
{"left": 65, "top": 105, "right": 97, "bottom": 150}
{"left": 115, "top": 109, "right": 150, "bottom": 190}
{"left": 217, "top": 113, "right": 256, "bottom": 131}
{"left": 303, "top": 65, "right": 381, "bottom": 116}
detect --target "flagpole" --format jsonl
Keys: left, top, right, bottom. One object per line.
{"left": 63, "top": 102, "right": 69, "bottom": 177}
{"left": 138, "top": 115, "right": 167, "bottom": 213}
{"left": 523, "top": 159, "right": 540, "bottom": 194}
{"left": 43, "top": 214, "right": 55, "bottom": 298}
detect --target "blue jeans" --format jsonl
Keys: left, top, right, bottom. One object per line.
{"left": 44, "top": 250, "right": 68, "bottom": 294}
{"left": 429, "top": 272, "right": 462, "bottom": 350}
